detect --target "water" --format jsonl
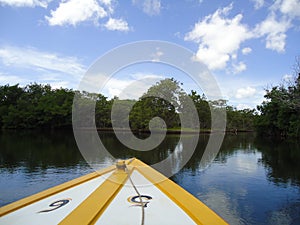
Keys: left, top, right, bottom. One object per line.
{"left": 0, "top": 130, "right": 299, "bottom": 224}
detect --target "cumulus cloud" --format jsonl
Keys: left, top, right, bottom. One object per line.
{"left": 242, "top": 47, "right": 252, "bottom": 55}
{"left": 251, "top": 0, "right": 264, "bottom": 9}
{"left": 104, "top": 18, "right": 129, "bottom": 31}
{"left": 99, "top": 0, "right": 114, "bottom": 14}
{"left": 232, "top": 61, "right": 247, "bottom": 74}
{"left": 235, "top": 86, "right": 256, "bottom": 99}
{"left": 254, "top": 13, "right": 291, "bottom": 52}
{"left": 185, "top": 2, "right": 297, "bottom": 72}
{"left": 1, "top": 0, "right": 130, "bottom": 31}
{"left": 101, "top": 73, "right": 163, "bottom": 99}
{"left": 0, "top": 45, "right": 85, "bottom": 78}
{"left": 45, "top": 0, "right": 130, "bottom": 31}
{"left": 0, "top": 0, "right": 48, "bottom": 8}
{"left": 272, "top": 0, "right": 300, "bottom": 19}
{"left": 132, "top": 0, "right": 161, "bottom": 16}
{"left": 184, "top": 4, "right": 253, "bottom": 70}
{"left": 45, "top": 0, "right": 108, "bottom": 26}
{"left": 253, "top": 0, "right": 299, "bottom": 53}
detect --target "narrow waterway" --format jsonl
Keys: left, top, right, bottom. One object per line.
{"left": 0, "top": 130, "right": 299, "bottom": 224}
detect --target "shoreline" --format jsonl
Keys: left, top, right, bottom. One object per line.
{"left": 0, "top": 127, "right": 255, "bottom": 134}
{"left": 95, "top": 127, "right": 255, "bottom": 134}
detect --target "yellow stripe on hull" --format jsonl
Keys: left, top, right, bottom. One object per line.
{"left": 0, "top": 158, "right": 228, "bottom": 225}
{"left": 0, "top": 165, "right": 115, "bottom": 217}
{"left": 132, "top": 159, "right": 228, "bottom": 225}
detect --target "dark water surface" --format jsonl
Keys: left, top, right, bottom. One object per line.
{"left": 0, "top": 130, "right": 299, "bottom": 224}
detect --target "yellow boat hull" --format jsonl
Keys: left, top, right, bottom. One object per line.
{"left": 0, "top": 158, "right": 228, "bottom": 225}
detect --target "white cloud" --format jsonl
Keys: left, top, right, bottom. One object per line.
{"left": 104, "top": 18, "right": 129, "bottom": 31}
{"left": 0, "top": 0, "right": 48, "bottom": 8}
{"left": 1, "top": 0, "right": 130, "bottom": 32}
{"left": 251, "top": 0, "right": 264, "bottom": 9}
{"left": 216, "top": 74, "right": 268, "bottom": 109}
{"left": 143, "top": 0, "right": 161, "bottom": 16}
{"left": 282, "top": 74, "right": 293, "bottom": 81}
{"left": 0, "top": 73, "right": 28, "bottom": 85}
{"left": 132, "top": 0, "right": 161, "bottom": 16}
{"left": 0, "top": 45, "right": 85, "bottom": 79}
{"left": 45, "top": 0, "right": 108, "bottom": 26}
{"left": 99, "top": 0, "right": 114, "bottom": 14}
{"left": 236, "top": 103, "right": 253, "bottom": 110}
{"left": 185, "top": 2, "right": 298, "bottom": 73}
{"left": 185, "top": 4, "right": 253, "bottom": 70}
{"left": 235, "top": 86, "right": 256, "bottom": 99}
{"left": 254, "top": 13, "right": 291, "bottom": 52}
{"left": 232, "top": 61, "right": 247, "bottom": 74}
{"left": 150, "top": 48, "right": 164, "bottom": 62}
{"left": 242, "top": 47, "right": 252, "bottom": 55}
{"left": 103, "top": 73, "right": 163, "bottom": 99}
{"left": 105, "top": 77, "right": 133, "bottom": 97}
{"left": 272, "top": 0, "right": 300, "bottom": 19}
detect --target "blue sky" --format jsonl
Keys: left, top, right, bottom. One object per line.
{"left": 0, "top": 0, "right": 299, "bottom": 109}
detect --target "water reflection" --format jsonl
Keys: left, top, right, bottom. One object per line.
{"left": 0, "top": 130, "right": 86, "bottom": 171}
{"left": 198, "top": 187, "right": 247, "bottom": 225}
{"left": 255, "top": 137, "right": 300, "bottom": 186}
{"left": 172, "top": 133, "right": 300, "bottom": 225}
{"left": 0, "top": 131, "right": 299, "bottom": 224}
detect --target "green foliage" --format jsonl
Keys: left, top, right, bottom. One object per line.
{"left": 256, "top": 74, "right": 300, "bottom": 137}
{"left": 188, "top": 91, "right": 211, "bottom": 129}
{"left": 0, "top": 84, "right": 23, "bottom": 127}
{"left": 0, "top": 79, "right": 258, "bottom": 132}
{"left": 0, "top": 83, "right": 74, "bottom": 129}
{"left": 95, "top": 94, "right": 112, "bottom": 128}
{"left": 226, "top": 106, "right": 257, "bottom": 131}
{"left": 130, "top": 78, "right": 182, "bottom": 130}
{"left": 112, "top": 98, "right": 136, "bottom": 128}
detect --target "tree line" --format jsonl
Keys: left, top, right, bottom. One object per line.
{"left": 255, "top": 56, "right": 300, "bottom": 137}
{"left": 255, "top": 74, "right": 300, "bottom": 137}
{"left": 0, "top": 79, "right": 255, "bottom": 132}
{"left": 0, "top": 83, "right": 74, "bottom": 129}
{"left": 0, "top": 72, "right": 299, "bottom": 137}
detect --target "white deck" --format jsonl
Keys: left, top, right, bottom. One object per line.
{"left": 0, "top": 160, "right": 227, "bottom": 225}
{"left": 95, "top": 170, "right": 196, "bottom": 225}
{"left": 0, "top": 171, "right": 113, "bottom": 225}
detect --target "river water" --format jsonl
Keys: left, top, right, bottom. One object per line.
{"left": 0, "top": 130, "right": 299, "bottom": 224}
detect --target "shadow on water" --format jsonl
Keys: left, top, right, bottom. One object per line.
{"left": 253, "top": 136, "right": 300, "bottom": 225}
{"left": 0, "top": 130, "right": 91, "bottom": 206}
{"left": 98, "top": 131, "right": 180, "bottom": 165}
{"left": 0, "top": 130, "right": 86, "bottom": 172}
{"left": 254, "top": 136, "right": 300, "bottom": 186}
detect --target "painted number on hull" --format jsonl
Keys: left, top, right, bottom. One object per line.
{"left": 38, "top": 198, "right": 71, "bottom": 213}
{"left": 128, "top": 195, "right": 152, "bottom": 207}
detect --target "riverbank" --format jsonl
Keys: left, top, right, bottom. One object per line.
{"left": 96, "top": 127, "right": 254, "bottom": 134}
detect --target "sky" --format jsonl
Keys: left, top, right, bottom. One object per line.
{"left": 0, "top": 0, "right": 300, "bottom": 109}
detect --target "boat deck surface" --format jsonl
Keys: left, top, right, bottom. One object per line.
{"left": 0, "top": 158, "right": 228, "bottom": 225}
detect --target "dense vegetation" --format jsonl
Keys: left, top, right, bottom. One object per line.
{"left": 0, "top": 84, "right": 74, "bottom": 129}
{"left": 0, "top": 70, "right": 299, "bottom": 137}
{"left": 0, "top": 79, "right": 255, "bottom": 132}
{"left": 255, "top": 73, "right": 300, "bottom": 137}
